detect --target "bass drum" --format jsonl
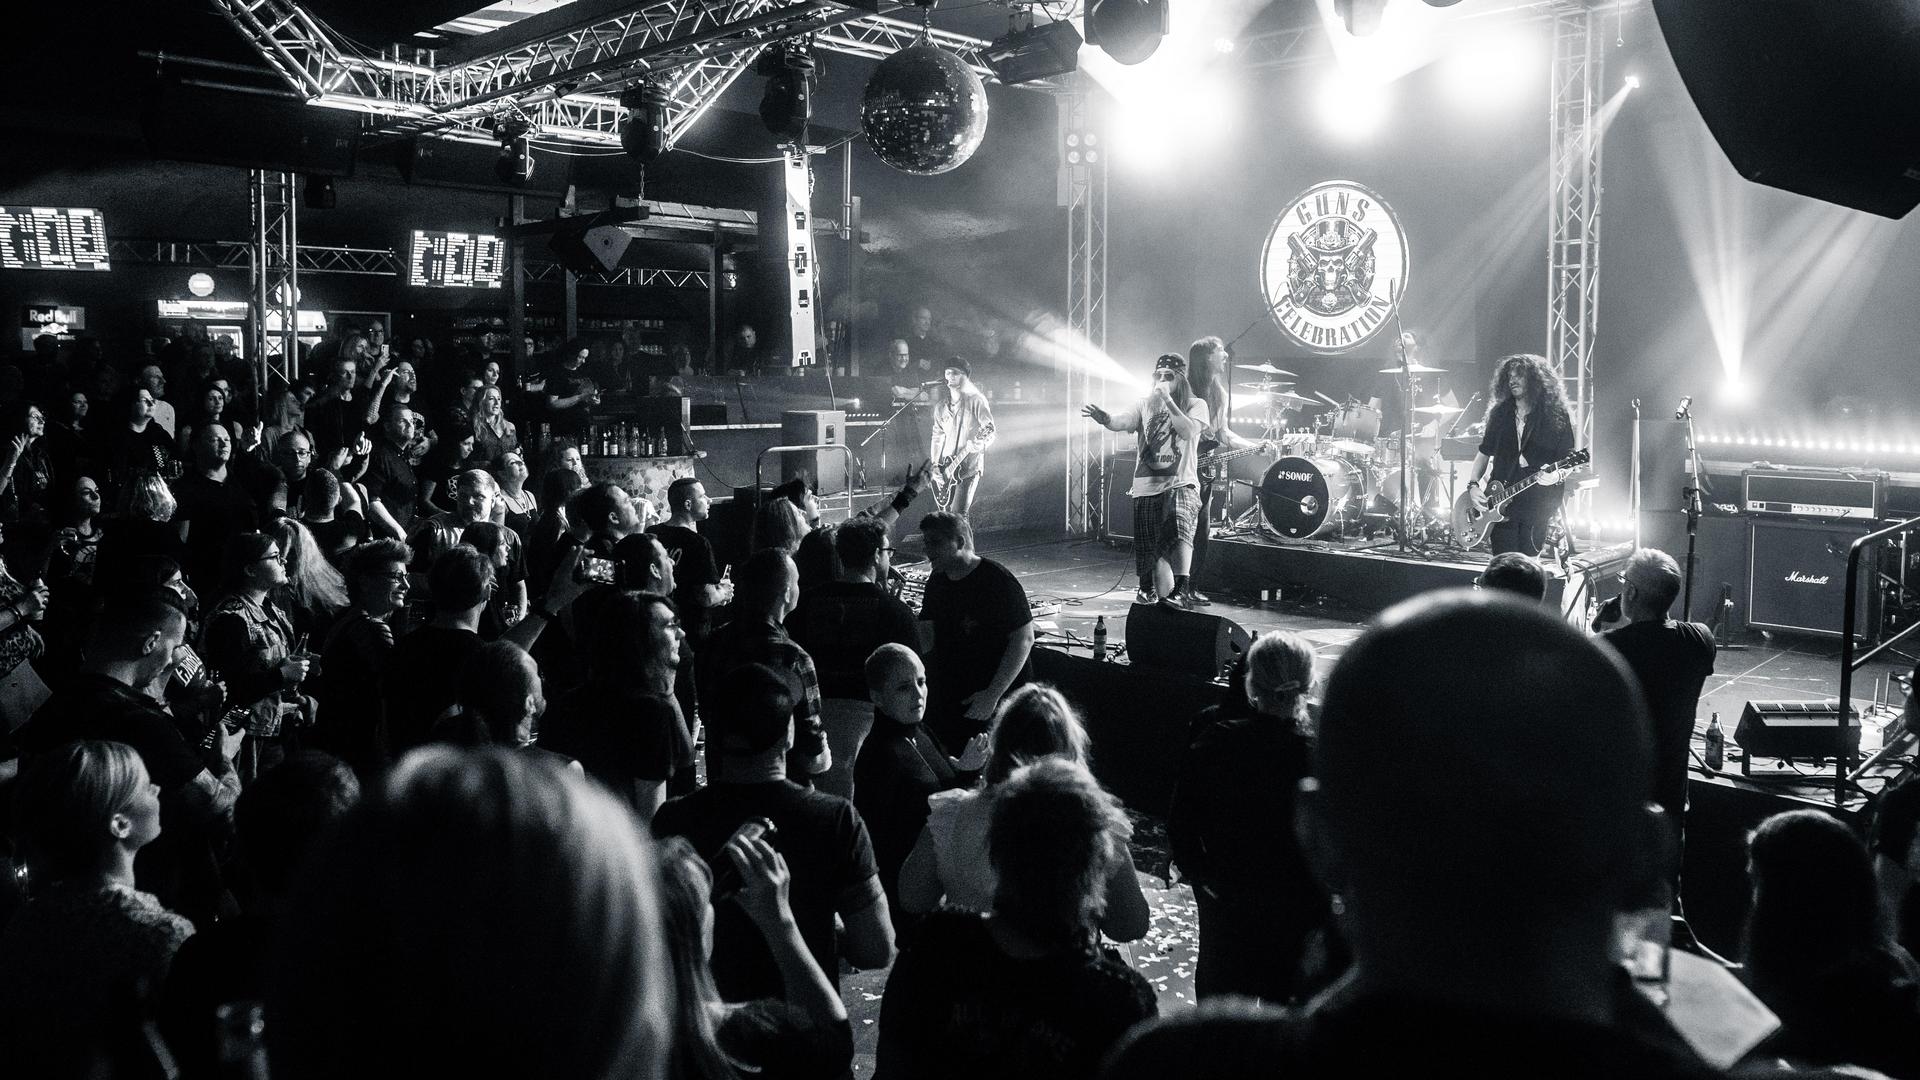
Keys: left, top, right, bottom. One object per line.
{"left": 1259, "top": 455, "right": 1366, "bottom": 540}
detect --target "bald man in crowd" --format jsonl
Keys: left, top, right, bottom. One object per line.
{"left": 1105, "top": 591, "right": 1713, "bottom": 1079}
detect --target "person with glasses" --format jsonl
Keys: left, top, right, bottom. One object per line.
{"left": 786, "top": 517, "right": 923, "bottom": 800}
{"left": 202, "top": 532, "right": 309, "bottom": 781}
{"left": 1081, "top": 353, "right": 1211, "bottom": 607}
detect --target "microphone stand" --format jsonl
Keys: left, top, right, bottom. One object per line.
{"left": 1385, "top": 282, "right": 1422, "bottom": 555}
{"left": 1680, "top": 400, "right": 1702, "bottom": 620}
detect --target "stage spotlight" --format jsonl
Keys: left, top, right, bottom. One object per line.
{"left": 1213, "top": 37, "right": 1236, "bottom": 54}
{"left": 1718, "top": 375, "right": 1752, "bottom": 407}
{"left": 493, "top": 119, "right": 533, "bottom": 185}
{"left": 983, "top": 17, "right": 1082, "bottom": 84}
{"left": 1317, "top": 67, "right": 1390, "bottom": 138}
{"left": 1625, "top": 74, "right": 1642, "bottom": 90}
{"left": 621, "top": 82, "right": 670, "bottom": 164}
{"left": 1086, "top": 0, "right": 1168, "bottom": 65}
{"left": 757, "top": 43, "right": 815, "bottom": 141}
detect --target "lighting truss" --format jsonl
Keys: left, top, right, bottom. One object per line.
{"left": 1236, "top": 23, "right": 1327, "bottom": 71}
{"left": 203, "top": 0, "right": 994, "bottom": 148}
{"left": 110, "top": 239, "right": 400, "bottom": 275}
{"left": 1060, "top": 79, "right": 1109, "bottom": 538}
{"left": 523, "top": 262, "right": 712, "bottom": 288}
{"left": 1547, "top": 1, "right": 1603, "bottom": 492}
{"left": 249, "top": 169, "right": 300, "bottom": 388}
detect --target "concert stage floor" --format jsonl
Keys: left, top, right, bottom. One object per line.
{"left": 841, "top": 532, "right": 1914, "bottom": 1071}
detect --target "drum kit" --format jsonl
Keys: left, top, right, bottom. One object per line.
{"left": 1225, "top": 362, "right": 1471, "bottom": 545}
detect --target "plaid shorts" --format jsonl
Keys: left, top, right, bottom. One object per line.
{"left": 1132, "top": 485, "right": 1199, "bottom": 582}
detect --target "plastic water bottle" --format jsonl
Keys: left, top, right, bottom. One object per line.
{"left": 1093, "top": 616, "right": 1108, "bottom": 661}
{"left": 1704, "top": 711, "right": 1725, "bottom": 773}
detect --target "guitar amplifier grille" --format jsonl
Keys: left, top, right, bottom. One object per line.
{"left": 1747, "top": 519, "right": 1875, "bottom": 640}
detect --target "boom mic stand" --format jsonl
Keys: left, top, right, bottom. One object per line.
{"left": 1385, "top": 282, "right": 1424, "bottom": 555}
{"left": 1679, "top": 398, "right": 1702, "bottom": 620}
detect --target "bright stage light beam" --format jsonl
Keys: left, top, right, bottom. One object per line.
{"left": 1438, "top": 30, "right": 1540, "bottom": 112}
{"left": 1624, "top": 74, "right": 1642, "bottom": 90}
{"left": 1317, "top": 67, "right": 1391, "bottom": 139}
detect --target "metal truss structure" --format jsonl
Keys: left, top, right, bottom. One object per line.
{"left": 1060, "top": 81, "right": 1109, "bottom": 537}
{"left": 203, "top": 0, "right": 994, "bottom": 148}
{"left": 248, "top": 170, "right": 300, "bottom": 389}
{"left": 111, "top": 239, "right": 399, "bottom": 275}
{"left": 523, "top": 262, "right": 711, "bottom": 288}
{"left": 1547, "top": 2, "right": 1604, "bottom": 480}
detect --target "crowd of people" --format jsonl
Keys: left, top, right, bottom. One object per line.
{"left": 3, "top": 320, "right": 1920, "bottom": 1078}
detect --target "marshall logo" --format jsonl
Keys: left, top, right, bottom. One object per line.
{"left": 1785, "top": 571, "right": 1832, "bottom": 586}
{"left": 1259, "top": 180, "right": 1410, "bottom": 354}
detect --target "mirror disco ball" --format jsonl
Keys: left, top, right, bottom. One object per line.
{"left": 860, "top": 43, "right": 989, "bottom": 176}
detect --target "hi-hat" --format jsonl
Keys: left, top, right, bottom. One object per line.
{"left": 1238, "top": 381, "right": 1296, "bottom": 391}
{"left": 1235, "top": 363, "right": 1296, "bottom": 377}
{"left": 1380, "top": 362, "right": 1448, "bottom": 374}
{"left": 1412, "top": 404, "right": 1465, "bottom": 415}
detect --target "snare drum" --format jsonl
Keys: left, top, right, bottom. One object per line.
{"left": 1259, "top": 455, "right": 1366, "bottom": 540}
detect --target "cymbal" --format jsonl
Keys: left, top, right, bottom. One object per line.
{"left": 1379, "top": 363, "right": 1449, "bottom": 374}
{"left": 1232, "top": 391, "right": 1317, "bottom": 412}
{"left": 1262, "top": 391, "right": 1319, "bottom": 408}
{"left": 1412, "top": 404, "right": 1465, "bottom": 415}
{"left": 1235, "top": 363, "right": 1297, "bottom": 377}
{"left": 1238, "top": 381, "right": 1296, "bottom": 391}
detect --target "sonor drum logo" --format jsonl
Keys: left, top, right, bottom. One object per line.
{"left": 1785, "top": 571, "right": 1831, "bottom": 585}
{"left": 1259, "top": 180, "right": 1410, "bottom": 354}
{"left": 1276, "top": 470, "right": 1316, "bottom": 483}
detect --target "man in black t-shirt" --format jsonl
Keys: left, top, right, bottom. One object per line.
{"left": 788, "top": 517, "right": 920, "bottom": 701}
{"left": 652, "top": 663, "right": 893, "bottom": 1002}
{"left": 543, "top": 342, "right": 600, "bottom": 438}
{"left": 16, "top": 594, "right": 243, "bottom": 925}
{"left": 647, "top": 478, "right": 731, "bottom": 646}
{"left": 316, "top": 539, "right": 409, "bottom": 774}
{"left": 383, "top": 546, "right": 489, "bottom": 755}
{"left": 917, "top": 512, "right": 1033, "bottom": 749}
{"left": 173, "top": 424, "right": 259, "bottom": 598}
{"left": 361, "top": 405, "right": 419, "bottom": 540}
{"left": 1599, "top": 548, "right": 1716, "bottom": 835}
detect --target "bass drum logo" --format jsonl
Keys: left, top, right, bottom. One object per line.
{"left": 1259, "top": 180, "right": 1410, "bottom": 354}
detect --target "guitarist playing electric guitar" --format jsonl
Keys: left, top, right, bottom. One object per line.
{"left": 928, "top": 357, "right": 995, "bottom": 517}
{"left": 1462, "top": 354, "right": 1577, "bottom": 555}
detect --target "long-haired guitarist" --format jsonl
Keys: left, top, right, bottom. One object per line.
{"left": 1082, "top": 353, "right": 1211, "bottom": 607}
{"left": 1464, "top": 353, "right": 1575, "bottom": 555}
{"left": 928, "top": 356, "right": 995, "bottom": 517}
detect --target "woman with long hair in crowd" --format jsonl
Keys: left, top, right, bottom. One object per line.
{"left": 471, "top": 384, "right": 519, "bottom": 466}
{"left": 526, "top": 465, "right": 585, "bottom": 593}
{"left": 656, "top": 833, "right": 853, "bottom": 1080}
{"left": 174, "top": 381, "right": 228, "bottom": 457}
{"left": 264, "top": 516, "right": 349, "bottom": 643}
{"left": 260, "top": 386, "right": 308, "bottom": 462}
{"left": 202, "top": 531, "right": 311, "bottom": 780}
{"left": 897, "top": 684, "right": 1149, "bottom": 942}
{"left": 43, "top": 475, "right": 106, "bottom": 669}
{"left": 268, "top": 747, "right": 672, "bottom": 1080}
{"left": 754, "top": 497, "right": 809, "bottom": 557}
{"left": 0, "top": 399, "right": 57, "bottom": 541}
{"left": 1743, "top": 809, "right": 1920, "bottom": 1075}
{"left": 0, "top": 741, "right": 194, "bottom": 1077}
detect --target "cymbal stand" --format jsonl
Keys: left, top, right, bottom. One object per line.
{"left": 1385, "top": 283, "right": 1428, "bottom": 554}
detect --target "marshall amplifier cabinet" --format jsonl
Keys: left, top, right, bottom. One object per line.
{"left": 1743, "top": 469, "right": 1882, "bottom": 521}
{"left": 1747, "top": 518, "right": 1876, "bottom": 640}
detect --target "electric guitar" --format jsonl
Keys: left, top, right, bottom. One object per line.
{"left": 928, "top": 456, "right": 956, "bottom": 511}
{"left": 1197, "top": 443, "right": 1276, "bottom": 483}
{"left": 1451, "top": 448, "right": 1592, "bottom": 548}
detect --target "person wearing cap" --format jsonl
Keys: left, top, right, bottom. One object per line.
{"left": 928, "top": 357, "right": 995, "bottom": 519}
{"left": 1081, "top": 354, "right": 1212, "bottom": 606}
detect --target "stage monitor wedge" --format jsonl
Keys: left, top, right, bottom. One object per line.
{"left": 1651, "top": 0, "right": 1920, "bottom": 219}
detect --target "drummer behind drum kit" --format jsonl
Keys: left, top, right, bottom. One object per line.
{"left": 1223, "top": 361, "right": 1470, "bottom": 546}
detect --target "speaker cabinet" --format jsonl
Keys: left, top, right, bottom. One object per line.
{"left": 1104, "top": 452, "right": 1137, "bottom": 543}
{"left": 1651, "top": 0, "right": 1920, "bottom": 218}
{"left": 1747, "top": 519, "right": 1875, "bottom": 640}
{"left": 1125, "top": 601, "right": 1252, "bottom": 681}
{"left": 780, "top": 410, "right": 847, "bottom": 494}
{"left": 1641, "top": 509, "right": 1751, "bottom": 631}
{"left": 548, "top": 225, "right": 632, "bottom": 275}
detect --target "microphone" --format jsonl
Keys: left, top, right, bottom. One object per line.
{"left": 1674, "top": 396, "right": 1692, "bottom": 420}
